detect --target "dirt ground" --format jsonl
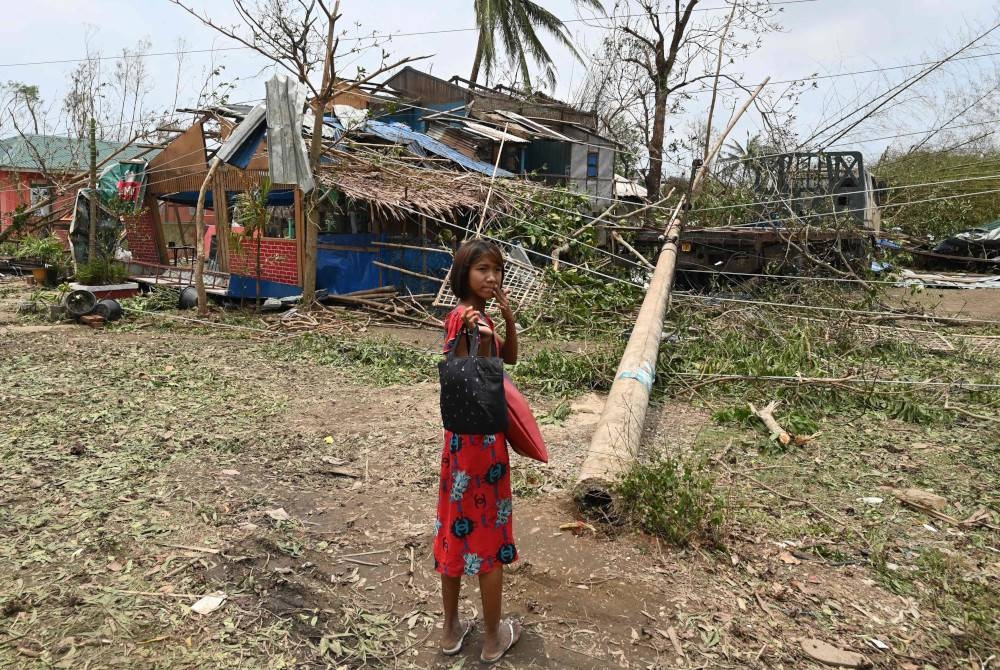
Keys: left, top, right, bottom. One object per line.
{"left": 1, "top": 279, "right": 998, "bottom": 669}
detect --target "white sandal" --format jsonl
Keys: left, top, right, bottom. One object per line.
{"left": 442, "top": 618, "right": 475, "bottom": 656}
{"left": 480, "top": 618, "right": 520, "bottom": 664}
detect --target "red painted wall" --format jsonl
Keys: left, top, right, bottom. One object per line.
{"left": 0, "top": 170, "right": 75, "bottom": 235}
{"left": 123, "top": 211, "right": 161, "bottom": 264}
{"left": 228, "top": 237, "right": 299, "bottom": 286}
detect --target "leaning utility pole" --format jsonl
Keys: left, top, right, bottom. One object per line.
{"left": 574, "top": 79, "right": 769, "bottom": 513}
{"left": 87, "top": 118, "right": 98, "bottom": 262}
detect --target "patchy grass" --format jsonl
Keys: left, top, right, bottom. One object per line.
{"left": 265, "top": 333, "right": 439, "bottom": 386}
{"left": 657, "top": 299, "right": 1000, "bottom": 427}
{"left": 0, "top": 333, "right": 301, "bottom": 667}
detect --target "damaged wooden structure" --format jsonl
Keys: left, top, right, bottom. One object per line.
{"left": 121, "top": 104, "right": 507, "bottom": 301}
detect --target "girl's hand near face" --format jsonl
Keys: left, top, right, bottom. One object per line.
{"left": 493, "top": 286, "right": 514, "bottom": 322}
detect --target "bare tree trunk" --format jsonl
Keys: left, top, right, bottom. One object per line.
{"left": 87, "top": 118, "right": 98, "bottom": 262}
{"left": 644, "top": 88, "right": 667, "bottom": 200}
{"left": 301, "top": 0, "right": 340, "bottom": 307}
{"left": 194, "top": 156, "right": 222, "bottom": 316}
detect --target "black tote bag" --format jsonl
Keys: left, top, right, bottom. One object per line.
{"left": 439, "top": 327, "right": 508, "bottom": 435}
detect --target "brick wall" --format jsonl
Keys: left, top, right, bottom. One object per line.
{"left": 228, "top": 237, "right": 299, "bottom": 286}
{"left": 123, "top": 210, "right": 160, "bottom": 264}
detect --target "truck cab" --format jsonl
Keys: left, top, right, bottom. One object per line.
{"left": 643, "top": 151, "right": 882, "bottom": 275}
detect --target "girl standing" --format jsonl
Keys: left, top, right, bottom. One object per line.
{"left": 434, "top": 239, "right": 522, "bottom": 664}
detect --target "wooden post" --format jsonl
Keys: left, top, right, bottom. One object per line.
{"left": 87, "top": 118, "right": 98, "bottom": 262}
{"left": 212, "top": 172, "right": 230, "bottom": 272}
{"left": 574, "top": 80, "right": 769, "bottom": 514}
{"left": 194, "top": 156, "right": 223, "bottom": 316}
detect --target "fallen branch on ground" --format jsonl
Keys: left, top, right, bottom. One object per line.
{"left": 749, "top": 400, "right": 791, "bottom": 445}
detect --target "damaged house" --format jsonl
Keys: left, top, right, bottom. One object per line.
{"left": 120, "top": 69, "right": 631, "bottom": 301}
{"left": 366, "top": 68, "right": 619, "bottom": 210}
{"left": 122, "top": 98, "right": 508, "bottom": 300}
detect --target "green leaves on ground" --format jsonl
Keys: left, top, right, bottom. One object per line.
{"left": 616, "top": 452, "right": 724, "bottom": 548}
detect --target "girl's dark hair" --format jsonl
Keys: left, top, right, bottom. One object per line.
{"left": 450, "top": 239, "right": 504, "bottom": 300}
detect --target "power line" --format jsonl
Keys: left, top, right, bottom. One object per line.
{"left": 339, "top": 83, "right": 1000, "bottom": 211}
{"left": 673, "top": 292, "right": 1000, "bottom": 326}
{"left": 13, "top": 114, "right": 1000, "bottom": 238}
{"left": 717, "top": 117, "right": 1000, "bottom": 166}
{"left": 674, "top": 267, "right": 902, "bottom": 286}
{"left": 809, "top": 20, "right": 1000, "bottom": 149}
{"left": 665, "top": 371, "right": 1000, "bottom": 389}
{"left": 0, "top": 1, "right": 820, "bottom": 69}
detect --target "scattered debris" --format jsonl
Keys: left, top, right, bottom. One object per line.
{"left": 558, "top": 520, "right": 597, "bottom": 534}
{"left": 778, "top": 550, "right": 802, "bottom": 565}
{"left": 265, "top": 508, "right": 291, "bottom": 522}
{"left": 79, "top": 314, "right": 106, "bottom": 329}
{"left": 800, "top": 638, "right": 871, "bottom": 668}
{"left": 750, "top": 400, "right": 791, "bottom": 445}
{"left": 892, "top": 488, "right": 948, "bottom": 511}
{"left": 190, "top": 592, "right": 227, "bottom": 615}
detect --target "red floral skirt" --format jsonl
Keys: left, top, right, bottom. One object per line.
{"left": 433, "top": 429, "right": 517, "bottom": 577}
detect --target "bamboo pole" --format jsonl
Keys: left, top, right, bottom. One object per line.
{"left": 610, "top": 231, "right": 654, "bottom": 269}
{"left": 573, "top": 79, "right": 770, "bottom": 514}
{"left": 87, "top": 119, "right": 98, "bottom": 262}
{"left": 371, "top": 260, "right": 444, "bottom": 283}
{"left": 194, "top": 156, "right": 223, "bottom": 316}
{"left": 371, "top": 241, "right": 453, "bottom": 255}
{"left": 472, "top": 123, "right": 508, "bottom": 237}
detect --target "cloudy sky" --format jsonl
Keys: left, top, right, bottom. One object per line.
{"left": 2, "top": 0, "right": 998, "bottom": 171}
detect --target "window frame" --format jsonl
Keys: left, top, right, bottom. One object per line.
{"left": 586, "top": 151, "right": 599, "bottom": 179}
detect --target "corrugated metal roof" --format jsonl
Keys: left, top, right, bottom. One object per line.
{"left": 361, "top": 119, "right": 512, "bottom": 177}
{"left": 456, "top": 120, "right": 528, "bottom": 144}
{"left": 215, "top": 103, "right": 266, "bottom": 168}
{"left": 0, "top": 134, "right": 154, "bottom": 173}
{"left": 491, "top": 110, "right": 574, "bottom": 142}
{"left": 424, "top": 125, "right": 482, "bottom": 160}
{"left": 614, "top": 174, "right": 647, "bottom": 199}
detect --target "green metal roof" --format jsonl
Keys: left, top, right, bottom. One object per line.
{"left": 0, "top": 133, "right": 152, "bottom": 173}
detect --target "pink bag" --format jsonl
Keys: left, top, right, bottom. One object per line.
{"left": 503, "top": 376, "right": 548, "bottom": 463}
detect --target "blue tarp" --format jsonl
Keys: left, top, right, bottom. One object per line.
{"left": 316, "top": 233, "right": 451, "bottom": 295}
{"left": 228, "top": 276, "right": 300, "bottom": 299}
{"left": 225, "top": 234, "right": 450, "bottom": 298}
{"left": 324, "top": 116, "right": 511, "bottom": 177}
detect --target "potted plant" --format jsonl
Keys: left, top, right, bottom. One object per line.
{"left": 4, "top": 234, "right": 69, "bottom": 286}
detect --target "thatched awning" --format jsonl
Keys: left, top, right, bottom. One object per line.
{"left": 316, "top": 151, "right": 498, "bottom": 220}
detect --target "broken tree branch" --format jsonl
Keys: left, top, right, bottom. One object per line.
{"left": 749, "top": 400, "right": 791, "bottom": 445}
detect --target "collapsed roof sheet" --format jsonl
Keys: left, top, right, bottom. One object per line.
{"left": 453, "top": 120, "right": 528, "bottom": 144}
{"left": 325, "top": 114, "right": 512, "bottom": 177}
{"left": 490, "top": 110, "right": 573, "bottom": 142}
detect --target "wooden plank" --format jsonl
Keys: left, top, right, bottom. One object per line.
{"left": 371, "top": 260, "right": 443, "bottom": 283}
{"left": 372, "top": 241, "right": 452, "bottom": 255}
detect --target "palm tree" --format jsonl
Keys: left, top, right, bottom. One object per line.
{"left": 470, "top": 0, "right": 603, "bottom": 90}
{"left": 720, "top": 133, "right": 770, "bottom": 189}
